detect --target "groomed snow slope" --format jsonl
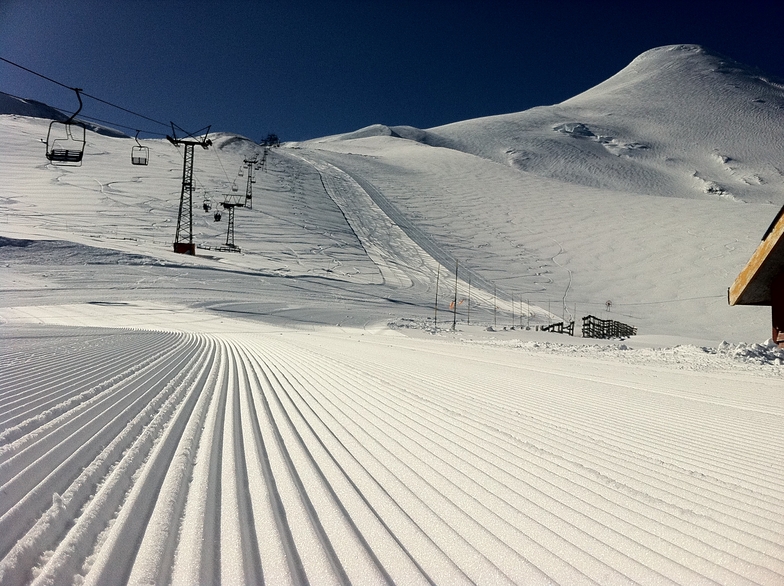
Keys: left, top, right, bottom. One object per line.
{"left": 1, "top": 44, "right": 783, "bottom": 585}
{"left": 1, "top": 309, "right": 782, "bottom": 585}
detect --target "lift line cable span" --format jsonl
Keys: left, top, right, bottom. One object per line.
{"left": 1, "top": 55, "right": 174, "bottom": 133}
{"left": 77, "top": 114, "right": 164, "bottom": 137}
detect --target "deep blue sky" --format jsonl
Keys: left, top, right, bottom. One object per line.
{"left": 2, "top": 1, "right": 783, "bottom": 142}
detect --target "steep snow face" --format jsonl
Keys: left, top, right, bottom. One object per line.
{"left": 0, "top": 91, "right": 129, "bottom": 138}
{"left": 425, "top": 45, "right": 784, "bottom": 203}
{"left": 0, "top": 91, "right": 69, "bottom": 121}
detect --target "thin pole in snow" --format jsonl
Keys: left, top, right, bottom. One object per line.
{"left": 467, "top": 275, "right": 471, "bottom": 325}
{"left": 434, "top": 265, "right": 440, "bottom": 332}
{"left": 452, "top": 259, "right": 458, "bottom": 330}
{"left": 494, "top": 284, "right": 497, "bottom": 329}
{"left": 527, "top": 298, "right": 530, "bottom": 328}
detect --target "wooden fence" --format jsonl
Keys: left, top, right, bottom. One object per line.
{"left": 581, "top": 315, "right": 637, "bottom": 338}
{"left": 540, "top": 321, "right": 575, "bottom": 336}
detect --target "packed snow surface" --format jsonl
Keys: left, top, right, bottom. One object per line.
{"left": 0, "top": 45, "right": 782, "bottom": 584}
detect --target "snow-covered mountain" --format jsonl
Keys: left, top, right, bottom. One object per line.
{"left": 2, "top": 44, "right": 782, "bottom": 342}
{"left": 0, "top": 91, "right": 128, "bottom": 138}
{"left": 315, "top": 45, "right": 784, "bottom": 203}
{"left": 0, "top": 92, "right": 69, "bottom": 121}
{"left": 1, "top": 45, "right": 783, "bottom": 586}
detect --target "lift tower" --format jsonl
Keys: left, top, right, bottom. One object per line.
{"left": 243, "top": 156, "right": 258, "bottom": 209}
{"left": 167, "top": 124, "right": 212, "bottom": 255}
{"left": 221, "top": 194, "right": 245, "bottom": 250}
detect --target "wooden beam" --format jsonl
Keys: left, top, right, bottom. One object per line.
{"left": 729, "top": 213, "right": 784, "bottom": 306}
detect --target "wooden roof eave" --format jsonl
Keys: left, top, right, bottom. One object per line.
{"left": 729, "top": 209, "right": 784, "bottom": 306}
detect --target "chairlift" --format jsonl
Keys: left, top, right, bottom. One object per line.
{"left": 131, "top": 130, "right": 149, "bottom": 166}
{"left": 214, "top": 210, "right": 222, "bottom": 221}
{"left": 238, "top": 166, "right": 244, "bottom": 177}
{"left": 231, "top": 181, "right": 238, "bottom": 192}
{"left": 45, "top": 88, "right": 86, "bottom": 165}
{"left": 203, "top": 199, "right": 211, "bottom": 212}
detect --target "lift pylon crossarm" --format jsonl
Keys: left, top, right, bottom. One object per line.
{"left": 167, "top": 122, "right": 212, "bottom": 147}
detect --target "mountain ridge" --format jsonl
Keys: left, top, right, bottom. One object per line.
{"left": 307, "top": 44, "right": 784, "bottom": 203}
{"left": 418, "top": 44, "right": 784, "bottom": 202}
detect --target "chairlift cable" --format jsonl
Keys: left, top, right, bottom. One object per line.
{"left": 77, "top": 114, "right": 165, "bottom": 137}
{"left": 4, "top": 91, "right": 166, "bottom": 137}
{"left": 210, "top": 144, "right": 233, "bottom": 184}
{"left": 81, "top": 91, "right": 169, "bottom": 129}
{"left": 1, "top": 55, "right": 172, "bottom": 130}
{"left": 0, "top": 56, "right": 73, "bottom": 91}
{"left": 194, "top": 176, "right": 208, "bottom": 193}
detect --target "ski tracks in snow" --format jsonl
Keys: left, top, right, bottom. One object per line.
{"left": 290, "top": 150, "right": 550, "bottom": 323}
{"left": 0, "top": 326, "right": 783, "bottom": 585}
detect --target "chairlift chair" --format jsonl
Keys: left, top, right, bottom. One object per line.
{"left": 45, "top": 88, "right": 86, "bottom": 165}
{"left": 203, "top": 199, "right": 211, "bottom": 212}
{"left": 238, "top": 168, "right": 244, "bottom": 177}
{"left": 46, "top": 123, "right": 86, "bottom": 164}
{"left": 231, "top": 181, "right": 238, "bottom": 192}
{"left": 131, "top": 130, "right": 149, "bottom": 166}
{"left": 214, "top": 210, "right": 222, "bottom": 221}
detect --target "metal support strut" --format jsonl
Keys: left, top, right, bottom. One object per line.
{"left": 173, "top": 143, "right": 195, "bottom": 254}
{"left": 225, "top": 203, "right": 236, "bottom": 247}
{"left": 168, "top": 123, "right": 211, "bottom": 255}
{"left": 244, "top": 156, "right": 257, "bottom": 209}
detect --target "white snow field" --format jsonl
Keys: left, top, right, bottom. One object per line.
{"left": 0, "top": 44, "right": 782, "bottom": 585}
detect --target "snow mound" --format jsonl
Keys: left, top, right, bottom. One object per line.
{"left": 717, "top": 339, "right": 784, "bottom": 365}
{"left": 332, "top": 124, "right": 399, "bottom": 141}
{"left": 313, "top": 123, "right": 433, "bottom": 144}
{"left": 214, "top": 132, "right": 261, "bottom": 154}
{"left": 458, "top": 336, "right": 784, "bottom": 373}
{"left": 553, "top": 122, "right": 596, "bottom": 138}
{"left": 0, "top": 237, "right": 159, "bottom": 266}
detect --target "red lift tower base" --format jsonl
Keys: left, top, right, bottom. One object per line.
{"left": 173, "top": 242, "right": 196, "bottom": 255}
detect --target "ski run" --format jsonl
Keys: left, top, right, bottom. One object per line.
{"left": 1, "top": 44, "right": 783, "bottom": 584}
{"left": 1, "top": 315, "right": 782, "bottom": 585}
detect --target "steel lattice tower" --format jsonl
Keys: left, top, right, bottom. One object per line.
{"left": 173, "top": 143, "right": 195, "bottom": 252}
{"left": 225, "top": 203, "right": 236, "bottom": 247}
{"left": 244, "top": 156, "right": 257, "bottom": 209}
{"left": 221, "top": 198, "right": 244, "bottom": 249}
{"left": 168, "top": 124, "right": 211, "bottom": 255}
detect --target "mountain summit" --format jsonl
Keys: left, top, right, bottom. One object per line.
{"left": 414, "top": 44, "right": 784, "bottom": 202}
